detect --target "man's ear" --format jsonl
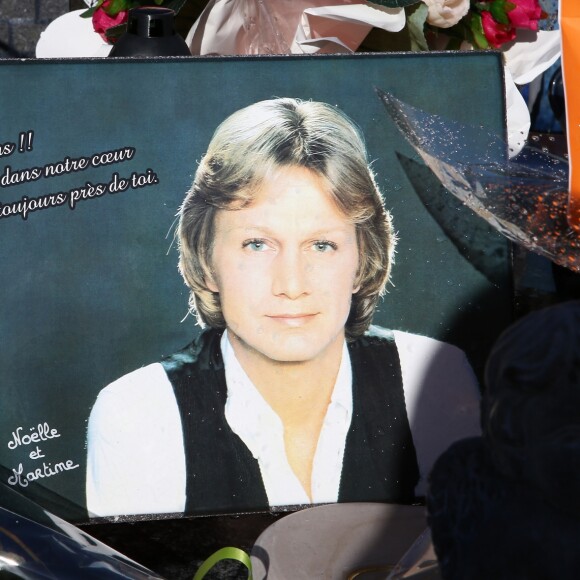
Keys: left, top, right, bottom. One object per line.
{"left": 353, "top": 271, "right": 361, "bottom": 294}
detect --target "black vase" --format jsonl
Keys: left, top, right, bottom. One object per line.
{"left": 108, "top": 7, "right": 191, "bottom": 57}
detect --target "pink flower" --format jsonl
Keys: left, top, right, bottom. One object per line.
{"left": 481, "top": 11, "right": 516, "bottom": 48}
{"left": 93, "top": 1, "right": 128, "bottom": 43}
{"left": 506, "top": 0, "right": 543, "bottom": 31}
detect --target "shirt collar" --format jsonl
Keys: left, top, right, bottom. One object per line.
{"left": 221, "top": 329, "right": 353, "bottom": 458}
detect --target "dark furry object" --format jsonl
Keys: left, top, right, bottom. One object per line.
{"left": 428, "top": 300, "right": 580, "bottom": 579}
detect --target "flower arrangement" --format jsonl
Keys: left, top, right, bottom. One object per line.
{"left": 372, "top": 0, "right": 546, "bottom": 51}
{"left": 85, "top": 0, "right": 546, "bottom": 50}
{"left": 439, "top": 0, "right": 546, "bottom": 49}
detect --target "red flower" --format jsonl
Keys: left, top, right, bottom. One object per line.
{"left": 481, "top": 11, "right": 516, "bottom": 48}
{"left": 506, "top": 0, "right": 542, "bottom": 31}
{"left": 93, "top": 1, "right": 128, "bottom": 43}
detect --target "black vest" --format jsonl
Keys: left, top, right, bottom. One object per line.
{"left": 161, "top": 327, "right": 419, "bottom": 515}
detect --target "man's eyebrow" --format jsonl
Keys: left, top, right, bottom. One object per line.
{"left": 223, "top": 225, "right": 352, "bottom": 236}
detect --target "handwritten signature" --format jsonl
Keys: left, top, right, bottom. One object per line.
{"left": 8, "top": 460, "right": 79, "bottom": 488}
{"left": 7, "top": 423, "right": 60, "bottom": 450}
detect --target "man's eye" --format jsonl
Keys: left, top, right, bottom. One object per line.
{"left": 313, "top": 241, "right": 337, "bottom": 252}
{"left": 243, "top": 239, "right": 267, "bottom": 251}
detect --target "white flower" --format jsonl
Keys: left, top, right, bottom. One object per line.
{"left": 422, "top": 0, "right": 470, "bottom": 29}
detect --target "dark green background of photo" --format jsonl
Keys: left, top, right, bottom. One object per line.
{"left": 0, "top": 53, "right": 511, "bottom": 521}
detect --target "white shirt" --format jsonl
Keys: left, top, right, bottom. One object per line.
{"left": 223, "top": 331, "right": 353, "bottom": 506}
{"left": 86, "top": 328, "right": 480, "bottom": 517}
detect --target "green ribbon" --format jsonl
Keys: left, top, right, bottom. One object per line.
{"left": 192, "top": 546, "right": 253, "bottom": 580}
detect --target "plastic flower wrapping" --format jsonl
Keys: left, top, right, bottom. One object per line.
{"left": 378, "top": 89, "right": 580, "bottom": 273}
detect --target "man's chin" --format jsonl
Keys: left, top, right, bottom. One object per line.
{"left": 229, "top": 326, "right": 345, "bottom": 365}
{"left": 257, "top": 341, "right": 322, "bottom": 364}
{"left": 245, "top": 334, "right": 325, "bottom": 364}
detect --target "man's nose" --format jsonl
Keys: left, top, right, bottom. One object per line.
{"left": 271, "top": 249, "right": 311, "bottom": 299}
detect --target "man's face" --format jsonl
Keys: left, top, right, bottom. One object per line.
{"left": 207, "top": 165, "right": 360, "bottom": 365}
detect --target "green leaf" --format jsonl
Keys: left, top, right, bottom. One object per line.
{"left": 407, "top": 3, "right": 429, "bottom": 51}
{"left": 80, "top": 6, "right": 97, "bottom": 17}
{"left": 105, "top": 22, "right": 127, "bottom": 41}
{"left": 105, "top": 0, "right": 129, "bottom": 16}
{"left": 490, "top": 0, "right": 509, "bottom": 25}
{"left": 369, "top": 0, "right": 423, "bottom": 8}
{"left": 80, "top": 0, "right": 104, "bottom": 18}
{"left": 469, "top": 13, "right": 489, "bottom": 49}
